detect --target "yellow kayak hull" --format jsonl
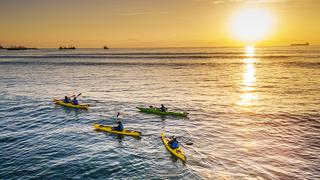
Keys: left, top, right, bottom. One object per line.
{"left": 93, "top": 123, "right": 141, "bottom": 137}
{"left": 53, "top": 98, "right": 89, "bottom": 109}
{"left": 161, "top": 133, "right": 186, "bottom": 161}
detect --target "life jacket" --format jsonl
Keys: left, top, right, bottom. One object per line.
{"left": 117, "top": 123, "right": 124, "bottom": 131}
{"left": 170, "top": 140, "right": 179, "bottom": 149}
{"left": 73, "top": 99, "right": 79, "bottom": 105}
{"left": 64, "top": 98, "right": 69, "bottom": 103}
{"left": 160, "top": 106, "right": 166, "bottom": 112}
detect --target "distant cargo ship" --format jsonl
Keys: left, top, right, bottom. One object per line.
{"left": 59, "top": 46, "right": 76, "bottom": 50}
{"left": 103, "top": 46, "right": 109, "bottom": 49}
{"left": 7, "top": 46, "right": 38, "bottom": 50}
{"left": 290, "top": 43, "right": 309, "bottom": 46}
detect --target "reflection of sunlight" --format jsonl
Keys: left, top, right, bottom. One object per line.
{"left": 243, "top": 59, "right": 256, "bottom": 90}
{"left": 238, "top": 55, "right": 258, "bottom": 108}
{"left": 243, "top": 58, "right": 256, "bottom": 64}
{"left": 239, "top": 93, "right": 256, "bottom": 106}
{"left": 245, "top": 45, "right": 255, "bottom": 57}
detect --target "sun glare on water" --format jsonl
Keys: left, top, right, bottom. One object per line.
{"left": 245, "top": 45, "right": 255, "bottom": 57}
{"left": 230, "top": 8, "right": 274, "bottom": 43}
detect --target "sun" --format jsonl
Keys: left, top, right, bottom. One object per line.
{"left": 230, "top": 8, "right": 274, "bottom": 43}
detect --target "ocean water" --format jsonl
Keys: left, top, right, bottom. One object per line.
{"left": 0, "top": 46, "right": 319, "bottom": 179}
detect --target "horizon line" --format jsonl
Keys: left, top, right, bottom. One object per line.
{"left": 1, "top": 45, "right": 318, "bottom": 49}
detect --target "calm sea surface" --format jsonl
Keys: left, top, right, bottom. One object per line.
{"left": 0, "top": 47, "right": 319, "bottom": 179}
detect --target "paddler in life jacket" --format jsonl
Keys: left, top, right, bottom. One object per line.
{"left": 111, "top": 112, "right": 124, "bottom": 131}
{"left": 168, "top": 136, "right": 179, "bottom": 149}
{"left": 71, "top": 97, "right": 79, "bottom": 105}
{"left": 160, "top": 104, "right": 167, "bottom": 112}
{"left": 112, "top": 121, "right": 124, "bottom": 131}
{"left": 63, "top": 96, "right": 71, "bottom": 103}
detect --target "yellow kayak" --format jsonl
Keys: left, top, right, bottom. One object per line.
{"left": 93, "top": 123, "right": 141, "bottom": 137}
{"left": 161, "top": 133, "right": 186, "bottom": 161}
{"left": 53, "top": 98, "right": 90, "bottom": 109}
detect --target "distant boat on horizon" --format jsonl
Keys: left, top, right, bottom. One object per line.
{"left": 0, "top": 45, "right": 3, "bottom": 49}
{"left": 7, "top": 46, "right": 38, "bottom": 50}
{"left": 290, "top": 42, "right": 309, "bottom": 46}
{"left": 59, "top": 46, "right": 76, "bottom": 50}
{"left": 103, "top": 46, "right": 109, "bottom": 49}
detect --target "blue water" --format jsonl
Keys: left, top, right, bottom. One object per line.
{"left": 0, "top": 47, "right": 319, "bottom": 179}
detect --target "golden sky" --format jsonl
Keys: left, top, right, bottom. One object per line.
{"left": 0, "top": 0, "right": 319, "bottom": 48}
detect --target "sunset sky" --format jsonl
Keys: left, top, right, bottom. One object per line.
{"left": 1, "top": 0, "right": 319, "bottom": 48}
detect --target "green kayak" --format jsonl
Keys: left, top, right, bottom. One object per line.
{"left": 136, "top": 107, "right": 188, "bottom": 117}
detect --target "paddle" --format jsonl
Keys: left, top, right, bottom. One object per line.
{"left": 109, "top": 112, "right": 121, "bottom": 124}
{"left": 138, "top": 134, "right": 193, "bottom": 145}
{"left": 176, "top": 136, "right": 193, "bottom": 146}
{"left": 177, "top": 139, "right": 193, "bottom": 145}
{"left": 166, "top": 135, "right": 194, "bottom": 146}
{"left": 66, "top": 93, "right": 81, "bottom": 104}
{"left": 115, "top": 112, "right": 120, "bottom": 122}
{"left": 60, "top": 93, "right": 80, "bottom": 102}
{"left": 182, "top": 142, "right": 193, "bottom": 145}
{"left": 70, "top": 93, "right": 82, "bottom": 98}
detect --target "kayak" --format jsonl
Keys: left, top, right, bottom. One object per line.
{"left": 161, "top": 133, "right": 186, "bottom": 161}
{"left": 136, "top": 107, "right": 188, "bottom": 117}
{"left": 53, "top": 98, "right": 90, "bottom": 109}
{"left": 93, "top": 123, "right": 141, "bottom": 137}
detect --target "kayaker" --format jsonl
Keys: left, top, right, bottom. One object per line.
{"left": 160, "top": 104, "right": 167, "bottom": 112}
{"left": 71, "top": 97, "right": 79, "bottom": 105}
{"left": 168, "top": 136, "right": 179, "bottom": 149}
{"left": 63, "top": 96, "right": 71, "bottom": 103}
{"left": 112, "top": 121, "right": 124, "bottom": 131}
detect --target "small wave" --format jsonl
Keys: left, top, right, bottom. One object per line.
{"left": 0, "top": 61, "right": 222, "bottom": 67}
{"left": 1, "top": 60, "right": 320, "bottom": 68}
{"left": 0, "top": 135, "right": 19, "bottom": 143}
{"left": 51, "top": 52, "right": 244, "bottom": 56}
{"left": 276, "top": 61, "right": 320, "bottom": 69}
